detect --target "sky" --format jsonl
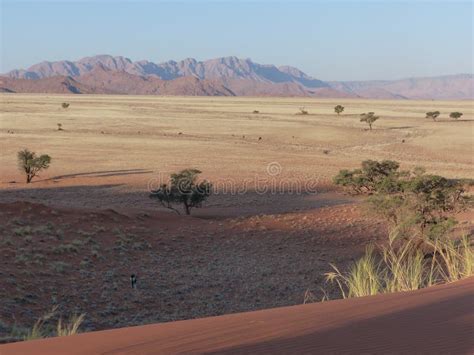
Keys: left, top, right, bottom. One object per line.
{"left": 1, "top": 0, "right": 472, "bottom": 81}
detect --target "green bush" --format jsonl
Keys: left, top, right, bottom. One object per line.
{"left": 426, "top": 111, "right": 440, "bottom": 121}
{"left": 150, "top": 169, "right": 212, "bottom": 215}
{"left": 334, "top": 105, "right": 344, "bottom": 115}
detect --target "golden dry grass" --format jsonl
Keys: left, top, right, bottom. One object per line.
{"left": 1, "top": 94, "right": 473, "bottom": 197}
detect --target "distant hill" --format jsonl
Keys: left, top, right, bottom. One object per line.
{"left": 2, "top": 55, "right": 472, "bottom": 99}
{"left": 329, "top": 74, "right": 473, "bottom": 100}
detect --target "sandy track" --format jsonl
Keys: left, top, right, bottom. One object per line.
{"left": 2, "top": 277, "right": 473, "bottom": 354}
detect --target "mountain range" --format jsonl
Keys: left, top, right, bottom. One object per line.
{"left": 2, "top": 55, "right": 472, "bottom": 99}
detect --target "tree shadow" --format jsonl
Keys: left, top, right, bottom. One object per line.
{"left": 45, "top": 169, "right": 153, "bottom": 181}
{"left": 195, "top": 189, "right": 354, "bottom": 219}
{"left": 0, "top": 183, "right": 354, "bottom": 219}
{"left": 386, "top": 126, "right": 415, "bottom": 130}
{"left": 437, "top": 119, "right": 474, "bottom": 123}
{"left": 0, "top": 184, "right": 129, "bottom": 209}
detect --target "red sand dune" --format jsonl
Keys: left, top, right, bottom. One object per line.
{"left": 2, "top": 277, "right": 473, "bottom": 354}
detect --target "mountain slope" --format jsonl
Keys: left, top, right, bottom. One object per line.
{"left": 4, "top": 55, "right": 330, "bottom": 89}
{"left": 0, "top": 76, "right": 104, "bottom": 94}
{"left": 3, "top": 55, "right": 473, "bottom": 99}
{"left": 0, "top": 68, "right": 235, "bottom": 96}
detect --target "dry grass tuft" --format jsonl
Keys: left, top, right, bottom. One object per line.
{"left": 56, "top": 313, "right": 86, "bottom": 337}
{"left": 325, "top": 236, "right": 473, "bottom": 299}
{"left": 23, "top": 306, "right": 85, "bottom": 340}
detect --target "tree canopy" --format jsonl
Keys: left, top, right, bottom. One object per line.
{"left": 426, "top": 111, "right": 440, "bottom": 121}
{"left": 17, "top": 149, "right": 51, "bottom": 183}
{"left": 360, "top": 112, "right": 379, "bottom": 130}
{"left": 449, "top": 112, "right": 463, "bottom": 120}
{"left": 150, "top": 169, "right": 212, "bottom": 215}
{"left": 334, "top": 160, "right": 470, "bottom": 244}
{"left": 334, "top": 105, "right": 344, "bottom": 115}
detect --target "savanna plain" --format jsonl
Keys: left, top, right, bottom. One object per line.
{"left": 0, "top": 94, "right": 473, "bottom": 341}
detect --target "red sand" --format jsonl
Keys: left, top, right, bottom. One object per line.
{"left": 2, "top": 277, "right": 473, "bottom": 354}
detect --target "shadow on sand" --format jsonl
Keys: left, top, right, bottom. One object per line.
{"left": 46, "top": 169, "right": 154, "bottom": 181}
{"left": 0, "top": 183, "right": 355, "bottom": 218}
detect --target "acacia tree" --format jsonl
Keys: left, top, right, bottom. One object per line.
{"left": 334, "top": 160, "right": 469, "bottom": 245}
{"left": 449, "top": 112, "right": 463, "bottom": 120}
{"left": 426, "top": 111, "right": 440, "bottom": 121}
{"left": 150, "top": 169, "right": 212, "bottom": 215}
{"left": 17, "top": 149, "right": 52, "bottom": 183}
{"left": 360, "top": 112, "right": 379, "bottom": 130}
{"left": 334, "top": 105, "right": 344, "bottom": 115}
{"left": 333, "top": 160, "right": 401, "bottom": 195}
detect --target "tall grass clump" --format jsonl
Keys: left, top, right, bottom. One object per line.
{"left": 23, "top": 307, "right": 57, "bottom": 341}
{"left": 56, "top": 313, "right": 85, "bottom": 337}
{"left": 325, "top": 236, "right": 473, "bottom": 300}
{"left": 326, "top": 246, "right": 382, "bottom": 298}
{"left": 22, "top": 307, "right": 85, "bottom": 341}
{"left": 381, "top": 239, "right": 437, "bottom": 293}
{"left": 431, "top": 235, "right": 473, "bottom": 283}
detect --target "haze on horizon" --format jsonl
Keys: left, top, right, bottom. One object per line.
{"left": 1, "top": 0, "right": 472, "bottom": 81}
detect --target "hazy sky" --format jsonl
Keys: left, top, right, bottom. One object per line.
{"left": 1, "top": 0, "right": 472, "bottom": 80}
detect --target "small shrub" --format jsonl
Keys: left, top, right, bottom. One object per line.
{"left": 426, "top": 111, "right": 440, "bottom": 121}
{"left": 449, "top": 112, "right": 463, "bottom": 120}
{"left": 14, "top": 226, "right": 32, "bottom": 236}
{"left": 298, "top": 107, "right": 308, "bottom": 115}
{"left": 252, "top": 110, "right": 260, "bottom": 114}
{"left": 91, "top": 249, "right": 101, "bottom": 259}
{"left": 61, "top": 103, "right": 70, "bottom": 109}
{"left": 15, "top": 253, "right": 31, "bottom": 264}
{"left": 80, "top": 258, "right": 91, "bottom": 268}
{"left": 51, "top": 261, "right": 71, "bottom": 274}
{"left": 52, "top": 244, "right": 78, "bottom": 254}
{"left": 114, "top": 231, "right": 150, "bottom": 252}
{"left": 334, "top": 105, "right": 344, "bottom": 115}
{"left": 57, "top": 123, "right": 63, "bottom": 131}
